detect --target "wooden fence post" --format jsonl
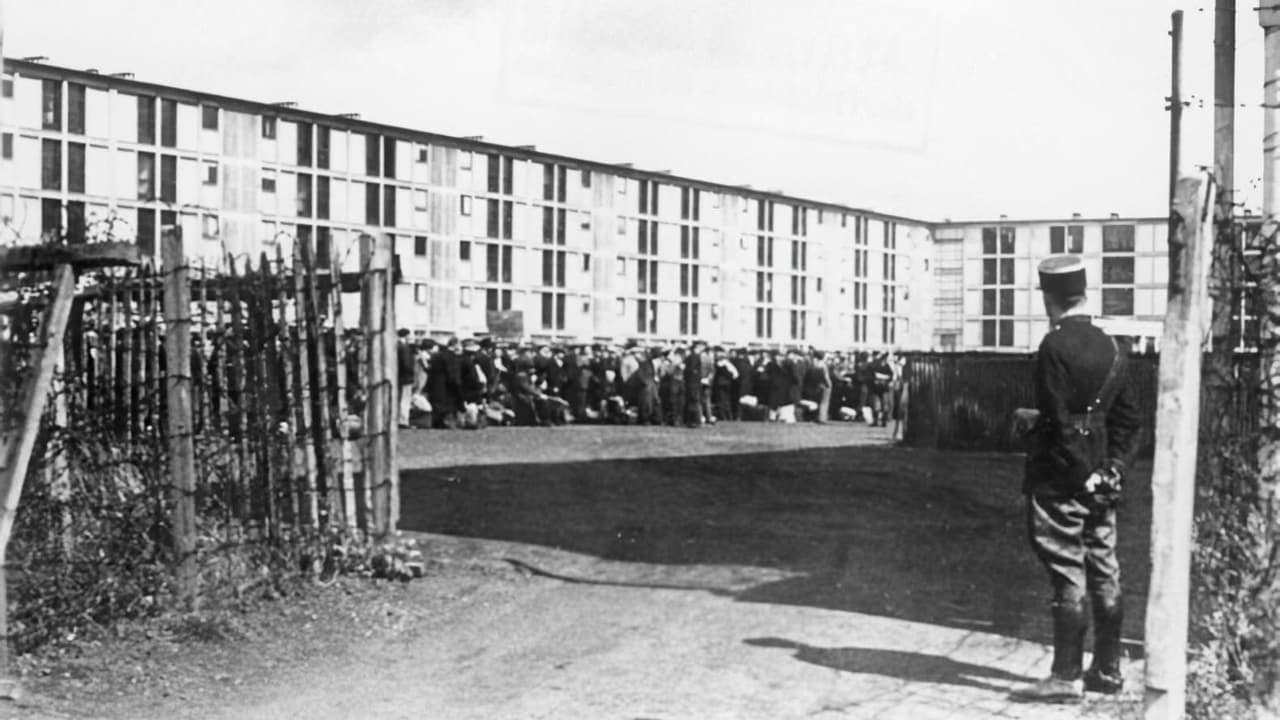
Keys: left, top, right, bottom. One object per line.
{"left": 0, "top": 263, "right": 74, "bottom": 697}
{"left": 297, "top": 235, "right": 331, "bottom": 529}
{"left": 358, "top": 234, "right": 376, "bottom": 533}
{"left": 360, "top": 233, "right": 396, "bottom": 540}
{"left": 329, "top": 241, "right": 355, "bottom": 528}
{"left": 382, "top": 233, "right": 400, "bottom": 532}
{"left": 1145, "top": 173, "right": 1214, "bottom": 719}
{"left": 290, "top": 245, "right": 320, "bottom": 528}
{"left": 161, "top": 227, "right": 197, "bottom": 602}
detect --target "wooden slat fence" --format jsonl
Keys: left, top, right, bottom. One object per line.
{"left": 0, "top": 229, "right": 400, "bottom": 647}
{"left": 902, "top": 351, "right": 1257, "bottom": 455}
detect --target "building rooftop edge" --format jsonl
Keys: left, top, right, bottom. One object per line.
{"left": 4, "top": 59, "right": 942, "bottom": 226}
{"left": 934, "top": 216, "right": 1168, "bottom": 227}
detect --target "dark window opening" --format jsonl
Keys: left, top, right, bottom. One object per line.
{"left": 486, "top": 244, "right": 500, "bottom": 282}
{"left": 160, "top": 99, "right": 177, "bottom": 148}
{"left": 316, "top": 176, "right": 330, "bottom": 220}
{"left": 316, "top": 227, "right": 332, "bottom": 269}
{"left": 1102, "top": 257, "right": 1135, "bottom": 284}
{"left": 66, "top": 201, "right": 86, "bottom": 244}
{"left": 1102, "top": 288, "right": 1134, "bottom": 316}
{"left": 297, "top": 173, "right": 313, "bottom": 218}
{"left": 68, "top": 83, "right": 85, "bottom": 135}
{"left": 383, "top": 137, "right": 397, "bottom": 179}
{"left": 486, "top": 199, "right": 499, "bottom": 238}
{"left": 316, "top": 126, "right": 331, "bottom": 169}
{"left": 136, "top": 207, "right": 156, "bottom": 256}
{"left": 365, "top": 133, "right": 380, "bottom": 176}
{"left": 138, "top": 96, "right": 156, "bottom": 144}
{"left": 41, "top": 139, "right": 61, "bottom": 191}
{"left": 365, "top": 183, "right": 380, "bottom": 225}
{"left": 42, "top": 79, "right": 62, "bottom": 131}
{"left": 487, "top": 153, "right": 500, "bottom": 193}
{"left": 137, "top": 152, "right": 155, "bottom": 201}
{"left": 297, "top": 123, "right": 313, "bottom": 167}
{"left": 1102, "top": 225, "right": 1136, "bottom": 253}
{"left": 41, "top": 199, "right": 62, "bottom": 241}
{"left": 383, "top": 184, "right": 396, "bottom": 227}
{"left": 160, "top": 155, "right": 176, "bottom": 203}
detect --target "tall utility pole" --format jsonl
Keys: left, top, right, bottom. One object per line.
{"left": 1217, "top": 0, "right": 1235, "bottom": 209}
{"left": 1169, "top": 11, "right": 1183, "bottom": 205}
{"left": 1258, "top": 3, "right": 1280, "bottom": 714}
{"left": 1208, "top": 2, "right": 1239, "bottom": 435}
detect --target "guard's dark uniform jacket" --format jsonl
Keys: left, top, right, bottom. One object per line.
{"left": 1025, "top": 315, "right": 1142, "bottom": 497}
{"left": 1023, "top": 313, "right": 1143, "bottom": 686}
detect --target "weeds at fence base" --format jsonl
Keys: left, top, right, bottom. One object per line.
{"left": 9, "top": 422, "right": 424, "bottom": 657}
{"left": 1188, "top": 437, "right": 1280, "bottom": 719}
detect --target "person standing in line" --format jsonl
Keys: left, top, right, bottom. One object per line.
{"left": 396, "top": 329, "right": 417, "bottom": 428}
{"left": 868, "top": 351, "right": 894, "bottom": 426}
{"left": 712, "top": 347, "right": 739, "bottom": 422}
{"left": 1010, "top": 255, "right": 1142, "bottom": 704}
{"left": 633, "top": 346, "right": 660, "bottom": 425}
{"left": 684, "top": 342, "right": 705, "bottom": 428}
{"left": 730, "top": 348, "right": 753, "bottom": 420}
{"left": 427, "top": 336, "right": 464, "bottom": 429}
{"left": 811, "top": 351, "right": 832, "bottom": 424}
{"left": 889, "top": 351, "right": 908, "bottom": 441}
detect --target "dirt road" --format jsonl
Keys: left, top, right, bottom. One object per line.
{"left": 10, "top": 423, "right": 1146, "bottom": 719}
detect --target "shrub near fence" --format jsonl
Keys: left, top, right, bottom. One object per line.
{"left": 902, "top": 351, "right": 1252, "bottom": 455}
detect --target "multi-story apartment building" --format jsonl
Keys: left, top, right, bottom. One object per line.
{"left": 932, "top": 216, "right": 1169, "bottom": 352}
{"left": 0, "top": 59, "right": 927, "bottom": 351}
{"left": 1, "top": 59, "right": 1195, "bottom": 354}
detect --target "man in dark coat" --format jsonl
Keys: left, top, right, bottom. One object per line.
{"left": 427, "top": 336, "right": 463, "bottom": 429}
{"left": 631, "top": 347, "right": 661, "bottom": 425}
{"left": 683, "top": 342, "right": 705, "bottom": 427}
{"left": 712, "top": 347, "right": 739, "bottom": 422}
{"left": 1011, "top": 255, "right": 1143, "bottom": 704}
{"left": 730, "top": 349, "right": 754, "bottom": 420}
{"left": 396, "top": 329, "right": 417, "bottom": 428}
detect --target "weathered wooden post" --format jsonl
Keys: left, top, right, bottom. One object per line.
{"left": 328, "top": 242, "right": 355, "bottom": 527}
{"left": 0, "top": 240, "right": 140, "bottom": 699}
{"left": 359, "top": 233, "right": 397, "bottom": 540}
{"left": 1144, "top": 173, "right": 1214, "bottom": 719}
{"left": 161, "top": 227, "right": 197, "bottom": 602}
{"left": 382, "top": 233, "right": 400, "bottom": 532}
{"left": 0, "top": 264, "right": 74, "bottom": 699}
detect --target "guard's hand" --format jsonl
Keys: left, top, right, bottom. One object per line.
{"left": 1084, "top": 471, "right": 1107, "bottom": 494}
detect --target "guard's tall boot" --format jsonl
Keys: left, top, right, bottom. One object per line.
{"left": 1010, "top": 599, "right": 1087, "bottom": 704}
{"left": 1085, "top": 597, "right": 1124, "bottom": 694}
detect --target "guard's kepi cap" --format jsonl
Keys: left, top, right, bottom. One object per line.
{"left": 1038, "top": 254, "right": 1087, "bottom": 297}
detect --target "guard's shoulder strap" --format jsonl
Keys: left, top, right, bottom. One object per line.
{"left": 1086, "top": 336, "right": 1123, "bottom": 416}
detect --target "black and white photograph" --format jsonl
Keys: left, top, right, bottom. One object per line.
{"left": 0, "top": 1, "right": 1277, "bottom": 718}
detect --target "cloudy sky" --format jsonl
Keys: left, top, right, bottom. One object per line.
{"left": 3, "top": 0, "right": 1263, "bottom": 220}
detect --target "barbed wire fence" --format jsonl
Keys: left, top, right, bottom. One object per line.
{"left": 0, "top": 226, "right": 405, "bottom": 655}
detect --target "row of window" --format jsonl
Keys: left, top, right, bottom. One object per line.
{"left": 983, "top": 224, "right": 1138, "bottom": 256}
{"left": 14, "top": 77, "right": 920, "bottom": 246}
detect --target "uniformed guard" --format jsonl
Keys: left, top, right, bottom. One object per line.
{"left": 1010, "top": 255, "right": 1142, "bottom": 704}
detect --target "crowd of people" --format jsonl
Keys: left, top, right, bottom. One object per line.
{"left": 396, "top": 332, "right": 908, "bottom": 437}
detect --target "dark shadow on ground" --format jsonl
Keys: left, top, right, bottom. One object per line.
{"left": 744, "top": 637, "right": 1036, "bottom": 692}
{"left": 399, "top": 443, "right": 1151, "bottom": 648}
